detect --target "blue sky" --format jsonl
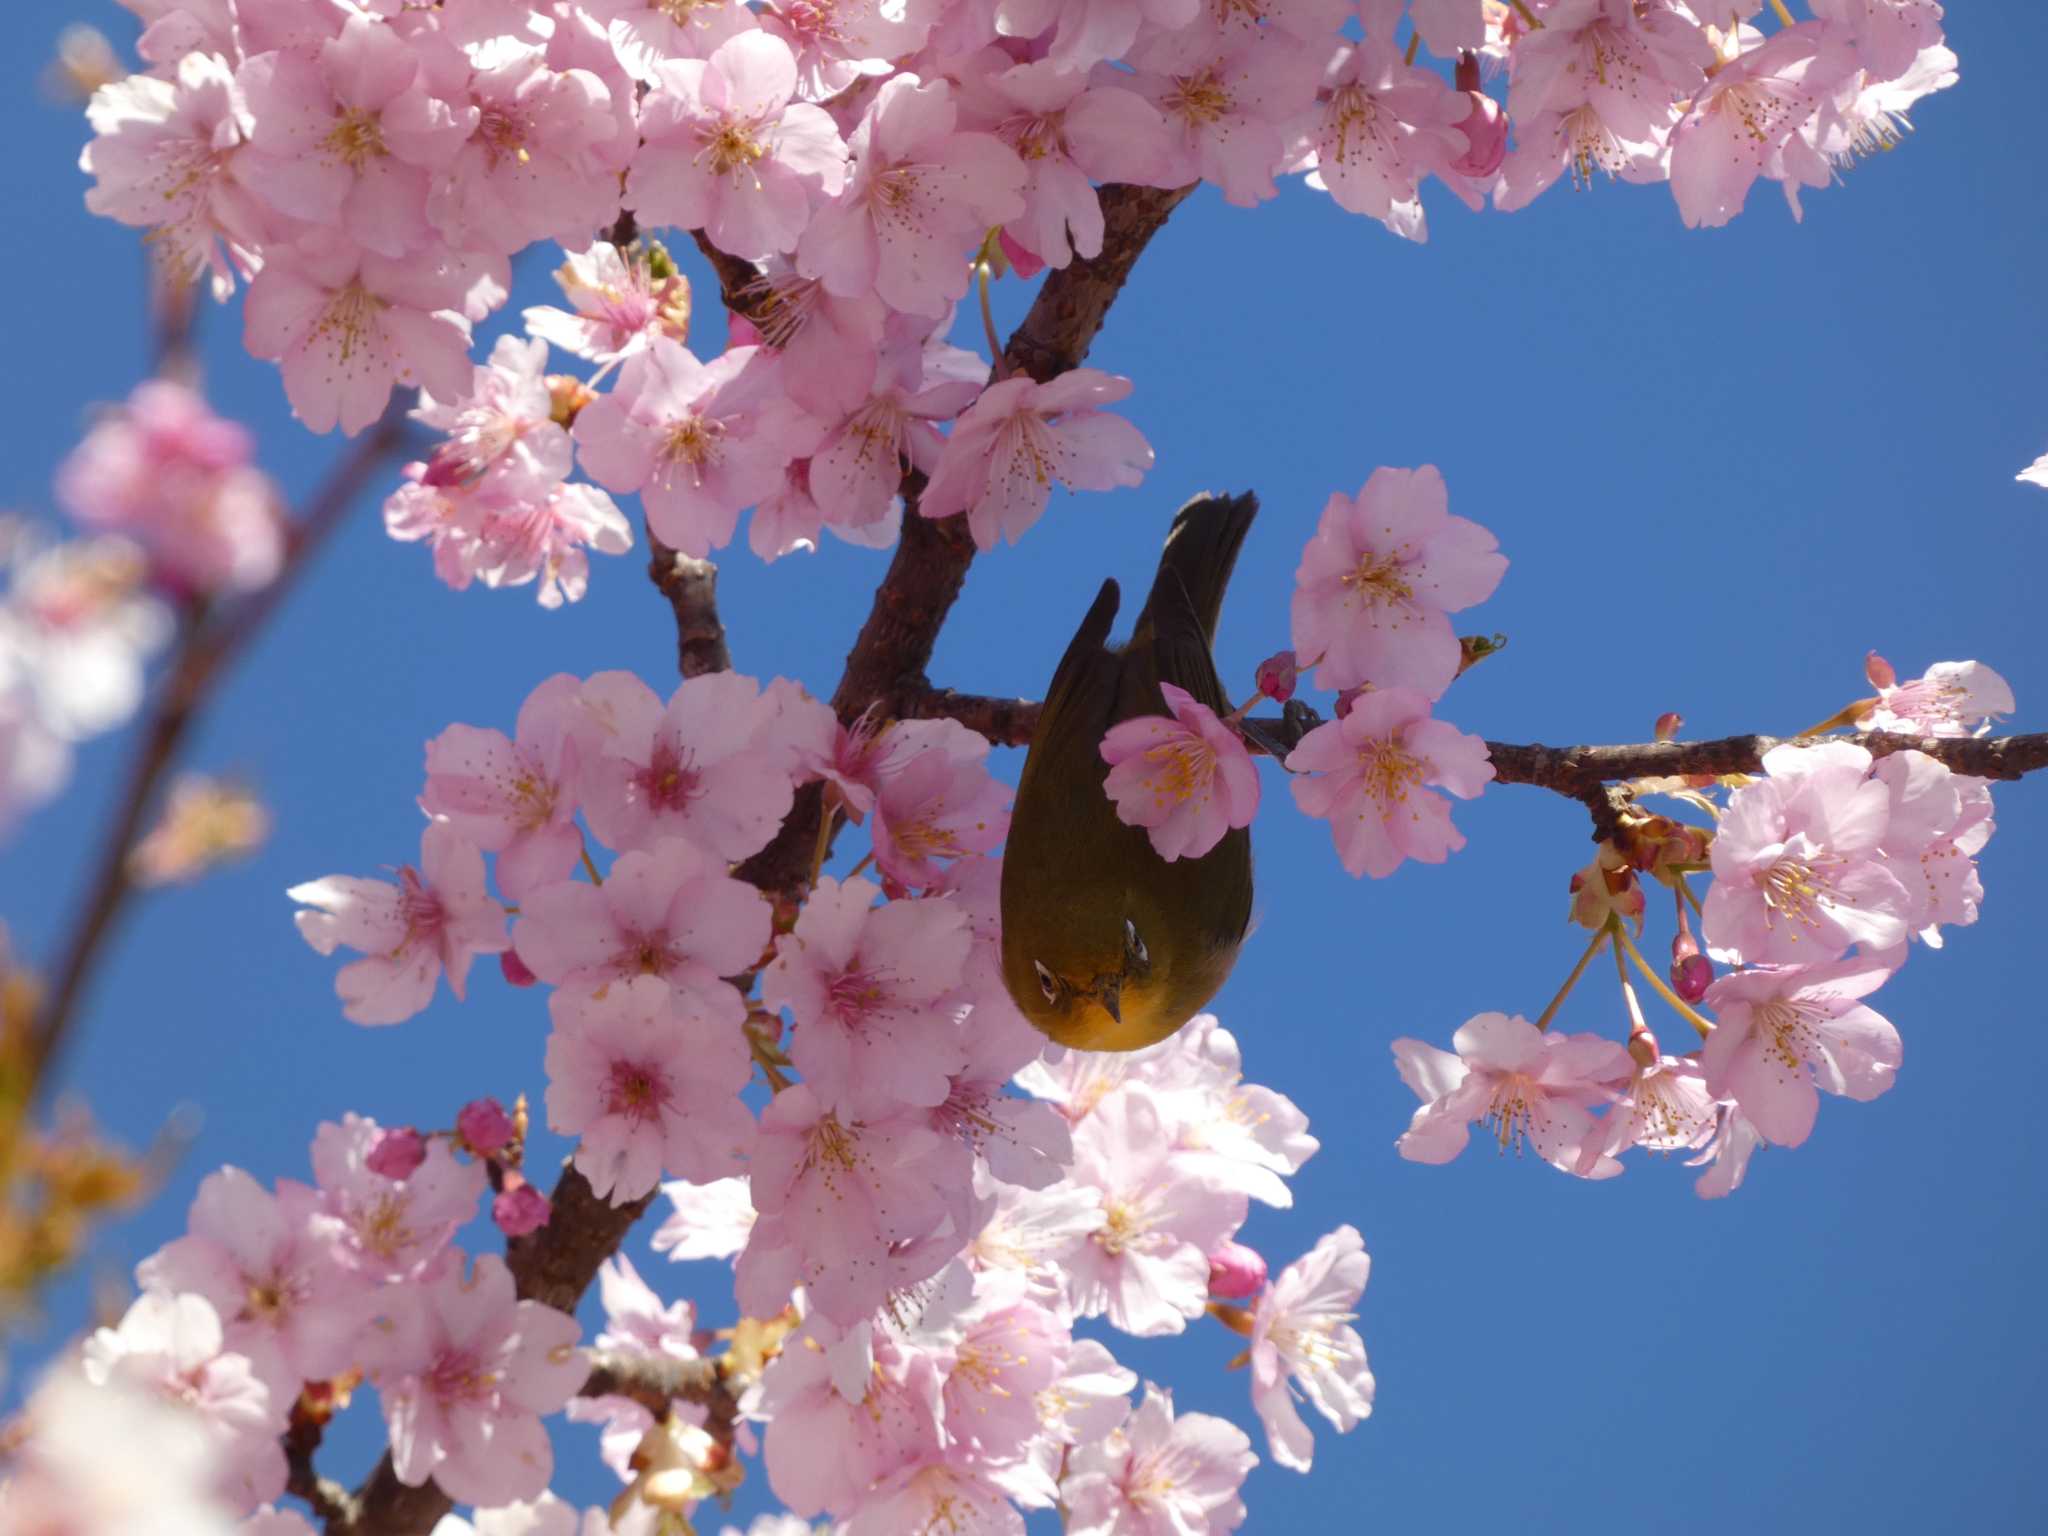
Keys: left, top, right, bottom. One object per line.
{"left": 3, "top": 6, "right": 2045, "bottom": 1534}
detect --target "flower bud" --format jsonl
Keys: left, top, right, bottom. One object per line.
{"left": 1671, "top": 951, "right": 1713, "bottom": 1004}
{"left": 547, "top": 373, "right": 597, "bottom": 429}
{"left": 1206, "top": 1239, "right": 1268, "bottom": 1299}
{"left": 1334, "top": 684, "right": 1370, "bottom": 718}
{"left": 500, "top": 948, "right": 539, "bottom": 987}
{"left": 1253, "top": 650, "right": 1298, "bottom": 704}
{"left": 492, "top": 1175, "right": 551, "bottom": 1237}
{"left": 1864, "top": 650, "right": 1896, "bottom": 690}
{"left": 1449, "top": 77, "right": 1507, "bottom": 176}
{"left": 365, "top": 1127, "right": 426, "bottom": 1181}
{"left": 996, "top": 228, "right": 1045, "bottom": 280}
{"left": 1627, "top": 1026, "right": 1662, "bottom": 1070}
{"left": 1569, "top": 844, "right": 1643, "bottom": 932}
{"left": 1654, "top": 712, "right": 1683, "bottom": 742}
{"left": 457, "top": 1097, "right": 515, "bottom": 1157}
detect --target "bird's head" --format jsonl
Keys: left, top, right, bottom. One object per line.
{"left": 1007, "top": 916, "right": 1162, "bottom": 1052}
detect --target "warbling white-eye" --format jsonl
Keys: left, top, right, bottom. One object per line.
{"left": 1000, "top": 491, "right": 1258, "bottom": 1051}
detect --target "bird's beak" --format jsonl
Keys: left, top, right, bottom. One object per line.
{"left": 1094, "top": 974, "right": 1122, "bottom": 1025}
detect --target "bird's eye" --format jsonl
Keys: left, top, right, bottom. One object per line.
{"left": 1124, "top": 918, "right": 1148, "bottom": 967}
{"left": 1033, "top": 960, "right": 1059, "bottom": 1004}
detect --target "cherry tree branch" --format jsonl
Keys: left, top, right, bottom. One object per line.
{"left": 31, "top": 404, "right": 417, "bottom": 1093}
{"left": 645, "top": 530, "right": 732, "bottom": 680}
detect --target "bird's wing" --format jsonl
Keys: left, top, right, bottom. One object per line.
{"left": 1037, "top": 577, "right": 1121, "bottom": 740}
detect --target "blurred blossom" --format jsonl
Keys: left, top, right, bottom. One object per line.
{"left": 128, "top": 776, "right": 269, "bottom": 886}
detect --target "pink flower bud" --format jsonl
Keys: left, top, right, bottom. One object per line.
{"left": 500, "top": 948, "right": 539, "bottom": 987}
{"left": 1449, "top": 87, "right": 1507, "bottom": 178}
{"left": 1864, "top": 650, "right": 1896, "bottom": 690}
{"left": 365, "top": 1127, "right": 426, "bottom": 1181}
{"left": 1671, "top": 951, "right": 1714, "bottom": 1004}
{"left": 1627, "top": 1027, "right": 1661, "bottom": 1069}
{"left": 997, "top": 228, "right": 1045, "bottom": 280}
{"left": 1654, "top": 712, "right": 1683, "bottom": 742}
{"left": 1206, "top": 1239, "right": 1268, "bottom": 1299}
{"left": 493, "top": 1176, "right": 551, "bottom": 1237}
{"left": 1334, "top": 685, "right": 1370, "bottom": 718}
{"left": 458, "top": 1097, "right": 516, "bottom": 1157}
{"left": 1253, "top": 650, "right": 1298, "bottom": 703}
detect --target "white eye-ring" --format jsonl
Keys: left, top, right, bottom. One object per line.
{"left": 1033, "top": 960, "right": 1059, "bottom": 1004}
{"left": 1124, "top": 919, "right": 1148, "bottom": 967}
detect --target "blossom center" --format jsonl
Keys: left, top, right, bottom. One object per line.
{"left": 1165, "top": 69, "right": 1232, "bottom": 128}
{"left": 1096, "top": 1198, "right": 1153, "bottom": 1257}
{"left": 1482, "top": 1072, "right": 1549, "bottom": 1155}
{"left": 604, "top": 1057, "right": 675, "bottom": 1122}
{"left": 660, "top": 413, "right": 726, "bottom": 482}
{"left": 639, "top": 740, "right": 702, "bottom": 815}
{"left": 314, "top": 281, "right": 388, "bottom": 367}
{"left": 1357, "top": 739, "right": 1424, "bottom": 807}
{"left": 355, "top": 1193, "right": 416, "bottom": 1261}
{"left": 426, "top": 1346, "right": 496, "bottom": 1405}
{"left": 827, "top": 964, "right": 891, "bottom": 1024}
{"left": 1341, "top": 550, "right": 1414, "bottom": 606}
{"left": 477, "top": 104, "right": 533, "bottom": 169}
{"left": 1322, "top": 84, "right": 1388, "bottom": 168}
{"left": 1143, "top": 736, "right": 1215, "bottom": 806}
{"left": 395, "top": 866, "right": 448, "bottom": 950}
{"left": 701, "top": 119, "right": 767, "bottom": 178}
{"left": 324, "top": 108, "right": 388, "bottom": 169}
{"left": 1751, "top": 999, "right": 1818, "bottom": 1072}
{"left": 1755, "top": 853, "right": 1836, "bottom": 937}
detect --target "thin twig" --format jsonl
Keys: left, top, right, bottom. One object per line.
{"left": 31, "top": 404, "right": 416, "bottom": 1091}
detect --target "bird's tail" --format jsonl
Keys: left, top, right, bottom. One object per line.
{"left": 1133, "top": 491, "right": 1259, "bottom": 648}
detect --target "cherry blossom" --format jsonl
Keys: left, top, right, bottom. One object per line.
{"left": 514, "top": 836, "right": 770, "bottom": 1004}
{"left": 866, "top": 717, "right": 1014, "bottom": 888}
{"left": 1099, "top": 681, "right": 1260, "bottom": 862}
{"left": 81, "top": 50, "right": 271, "bottom": 300}
{"left": 595, "top": 0, "right": 761, "bottom": 84}
{"left": 288, "top": 819, "right": 509, "bottom": 1025}
{"left": 1811, "top": 0, "right": 1946, "bottom": 83}
{"left": 1873, "top": 748, "right": 1992, "bottom": 945}
{"left": 311, "top": 1112, "right": 486, "bottom": 1281}
{"left": 364, "top": 1252, "right": 585, "bottom": 1507}
{"left": 1688, "top": 1099, "right": 1767, "bottom": 1200}
{"left": 421, "top": 673, "right": 591, "bottom": 900}
{"left": 1286, "top": 687, "right": 1494, "bottom": 879}
{"left": 243, "top": 239, "right": 474, "bottom": 436}
{"left": 1699, "top": 742, "right": 1911, "bottom": 965}
{"left": 576, "top": 669, "right": 809, "bottom": 858}
{"left": 920, "top": 369, "right": 1153, "bottom": 549}
{"left": 653, "top": 1176, "right": 758, "bottom": 1261}
{"left": 545, "top": 975, "right": 757, "bottom": 1200}
{"left": 415, "top": 335, "right": 569, "bottom": 495}
{"left": 572, "top": 337, "right": 825, "bottom": 556}
{"left": 522, "top": 242, "right": 693, "bottom": 366}
{"left": 1290, "top": 465, "right": 1505, "bottom": 697}
{"left": 81, "top": 1290, "right": 288, "bottom": 1512}
{"left": 809, "top": 324, "right": 983, "bottom": 531}
{"left": 137, "top": 1167, "right": 368, "bottom": 1400}
{"left": 1125, "top": 20, "right": 1322, "bottom": 208}
{"left": 1855, "top": 655, "right": 2015, "bottom": 737}
{"left": 761, "top": 875, "right": 971, "bottom": 1115}
{"left": 1700, "top": 956, "right": 1901, "bottom": 1148}
{"left": 1391, "top": 1012, "right": 1631, "bottom": 1175}
{"left": 1061, "top": 1386, "right": 1255, "bottom": 1536}
{"left": 795, "top": 75, "right": 1026, "bottom": 318}
{"left": 1579, "top": 1052, "right": 1718, "bottom": 1172}
{"left": 56, "top": 379, "right": 283, "bottom": 596}
{"left": 1247, "top": 1224, "right": 1374, "bottom": 1472}
{"left": 632, "top": 33, "right": 850, "bottom": 259}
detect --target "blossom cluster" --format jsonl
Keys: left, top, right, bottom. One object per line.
{"left": 1392, "top": 654, "right": 2013, "bottom": 1198}
{"left": 78, "top": 0, "right": 1955, "bottom": 607}
{"left": 249, "top": 662, "right": 1377, "bottom": 1529}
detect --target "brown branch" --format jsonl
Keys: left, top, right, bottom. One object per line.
{"left": 1480, "top": 730, "right": 2048, "bottom": 793}
{"left": 31, "top": 403, "right": 416, "bottom": 1092}
{"left": 645, "top": 532, "right": 732, "bottom": 680}
{"left": 284, "top": 1398, "right": 359, "bottom": 1529}
{"left": 580, "top": 1349, "right": 738, "bottom": 1432}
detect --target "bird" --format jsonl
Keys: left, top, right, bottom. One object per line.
{"left": 1000, "top": 490, "right": 1258, "bottom": 1052}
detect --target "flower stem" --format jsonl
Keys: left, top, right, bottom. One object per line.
{"left": 977, "top": 249, "right": 1007, "bottom": 380}
{"left": 580, "top": 844, "right": 604, "bottom": 885}
{"left": 1768, "top": 0, "right": 1797, "bottom": 26}
{"left": 1534, "top": 924, "right": 1610, "bottom": 1032}
{"left": 1611, "top": 921, "right": 1714, "bottom": 1039}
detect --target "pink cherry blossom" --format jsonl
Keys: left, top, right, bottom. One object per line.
{"left": 1290, "top": 465, "right": 1505, "bottom": 696}
{"left": 492, "top": 1180, "right": 552, "bottom": 1238}
{"left": 1206, "top": 1240, "right": 1267, "bottom": 1300}
{"left": 415, "top": 335, "right": 569, "bottom": 495}
{"left": 1503, "top": 0, "right": 1712, "bottom": 157}
{"left": 384, "top": 468, "right": 486, "bottom": 591}
{"left": 457, "top": 1097, "right": 515, "bottom": 1157}
{"left": 366, "top": 1125, "right": 427, "bottom": 1178}
{"left": 1411, "top": 0, "right": 1486, "bottom": 55}
{"left": 421, "top": 673, "right": 591, "bottom": 900}
{"left": 1670, "top": 22, "right": 1857, "bottom": 229}
{"left": 1688, "top": 1099, "right": 1766, "bottom": 1200}
{"left": 632, "top": 33, "right": 850, "bottom": 260}
{"left": 311, "top": 1113, "right": 486, "bottom": 1281}
{"left": 732, "top": 263, "right": 891, "bottom": 418}
{"left": 810, "top": 325, "right": 983, "bottom": 531}
{"left": 137, "top": 1167, "right": 368, "bottom": 1401}
{"left": 1286, "top": 688, "right": 1494, "bottom": 879}
{"left": 994, "top": 0, "right": 1196, "bottom": 72}
{"left": 962, "top": 59, "right": 1172, "bottom": 268}
{"left": 576, "top": 669, "right": 804, "bottom": 858}
{"left": 796, "top": 75, "right": 1026, "bottom": 318}
{"left": 81, "top": 1290, "right": 288, "bottom": 1512}
{"left": 1873, "top": 748, "right": 1992, "bottom": 945}
{"left": 522, "top": 243, "right": 692, "bottom": 366}
{"left": 1391, "top": 1012, "right": 1631, "bottom": 1175}
{"left": 1789, "top": 43, "right": 1957, "bottom": 220}
{"left": 474, "top": 479, "right": 635, "bottom": 608}
{"left": 761, "top": 875, "right": 971, "bottom": 1116}
{"left": 653, "top": 1176, "right": 758, "bottom": 1261}
{"left": 1295, "top": 19, "right": 1472, "bottom": 235}
{"left": 920, "top": 370, "right": 1153, "bottom": 549}
{"left": 1247, "top": 1224, "right": 1374, "bottom": 1472}
{"left": 1700, "top": 742, "right": 1911, "bottom": 965}
{"left": 867, "top": 717, "right": 1014, "bottom": 888}
{"left": 1578, "top": 1052, "right": 1718, "bottom": 1173}
{"left": 1810, "top": 0, "right": 1946, "bottom": 84}
{"left": 1700, "top": 956, "right": 1901, "bottom": 1148}
{"left": 1061, "top": 1386, "right": 1254, "bottom": 1536}
{"left": 927, "top": 999, "right": 1074, "bottom": 1190}
{"left": 81, "top": 51, "right": 272, "bottom": 300}
{"left": 545, "top": 975, "right": 756, "bottom": 1200}
{"left": 595, "top": 0, "right": 761, "bottom": 84}
{"left": 1099, "top": 681, "right": 1259, "bottom": 862}
{"left": 1064, "top": 1087, "right": 1247, "bottom": 1337}
{"left": 514, "top": 836, "right": 770, "bottom": 1003}
{"left": 572, "top": 337, "right": 825, "bottom": 556}
{"left": 288, "top": 819, "right": 509, "bottom": 1025}
{"left": 56, "top": 379, "right": 284, "bottom": 597}
{"left": 1126, "top": 21, "right": 1322, "bottom": 207}
{"left": 737, "top": 1086, "right": 965, "bottom": 1325}
{"left": 843, "top": 1462, "right": 1024, "bottom": 1536}
{"left": 1147, "top": 1015, "right": 1317, "bottom": 1210}
{"left": 235, "top": 15, "right": 473, "bottom": 259}
{"left": 427, "top": 49, "right": 624, "bottom": 255}
{"left": 243, "top": 239, "right": 474, "bottom": 436}
{"left": 365, "top": 1252, "right": 584, "bottom": 1507}
{"left": 1855, "top": 656, "right": 2015, "bottom": 737}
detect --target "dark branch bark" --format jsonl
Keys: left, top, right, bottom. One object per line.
{"left": 645, "top": 532, "right": 732, "bottom": 680}
{"left": 580, "top": 1349, "right": 739, "bottom": 1434}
